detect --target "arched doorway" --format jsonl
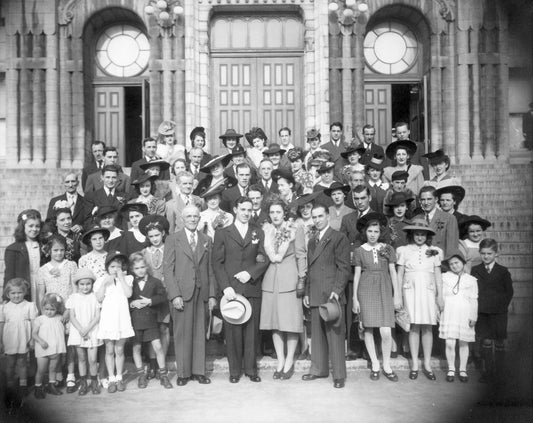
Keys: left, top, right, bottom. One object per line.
{"left": 209, "top": 12, "right": 305, "bottom": 153}
{"left": 83, "top": 8, "right": 150, "bottom": 167}
{"left": 363, "top": 5, "right": 431, "bottom": 145}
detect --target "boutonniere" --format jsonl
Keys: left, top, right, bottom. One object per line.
{"left": 426, "top": 247, "right": 439, "bottom": 257}
{"left": 436, "top": 221, "right": 445, "bottom": 230}
{"left": 116, "top": 196, "right": 125, "bottom": 204}
{"left": 307, "top": 225, "right": 319, "bottom": 240}
{"left": 251, "top": 230, "right": 259, "bottom": 244}
{"left": 377, "top": 244, "right": 392, "bottom": 260}
{"left": 53, "top": 200, "right": 70, "bottom": 210}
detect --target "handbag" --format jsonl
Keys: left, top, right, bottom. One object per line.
{"left": 395, "top": 306, "right": 411, "bottom": 332}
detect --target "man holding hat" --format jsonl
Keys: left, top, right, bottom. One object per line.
{"left": 212, "top": 197, "right": 270, "bottom": 383}
{"left": 164, "top": 205, "right": 217, "bottom": 386}
{"left": 302, "top": 203, "right": 351, "bottom": 388}
{"left": 357, "top": 124, "right": 385, "bottom": 165}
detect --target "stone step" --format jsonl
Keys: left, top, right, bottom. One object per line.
{"left": 498, "top": 242, "right": 533, "bottom": 255}
{"left": 498, "top": 255, "right": 533, "bottom": 268}
{"left": 509, "top": 269, "right": 533, "bottom": 281}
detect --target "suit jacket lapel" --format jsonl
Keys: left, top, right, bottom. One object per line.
{"left": 195, "top": 232, "right": 207, "bottom": 261}
{"left": 178, "top": 231, "right": 194, "bottom": 261}
{"left": 309, "top": 227, "right": 332, "bottom": 264}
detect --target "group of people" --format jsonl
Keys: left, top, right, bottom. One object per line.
{"left": 0, "top": 119, "right": 513, "bottom": 403}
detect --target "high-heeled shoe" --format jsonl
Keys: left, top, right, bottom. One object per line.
{"left": 281, "top": 364, "right": 295, "bottom": 380}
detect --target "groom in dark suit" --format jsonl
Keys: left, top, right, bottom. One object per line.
{"left": 212, "top": 196, "right": 270, "bottom": 383}
{"left": 303, "top": 204, "right": 351, "bottom": 388}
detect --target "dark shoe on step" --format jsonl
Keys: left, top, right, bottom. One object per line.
{"left": 34, "top": 386, "right": 45, "bottom": 399}
{"left": 245, "top": 374, "right": 261, "bottom": 382}
{"left": 346, "top": 351, "right": 358, "bottom": 361}
{"left": 107, "top": 381, "right": 117, "bottom": 393}
{"left": 390, "top": 351, "right": 398, "bottom": 359}
{"left": 90, "top": 379, "right": 101, "bottom": 395}
{"left": 160, "top": 374, "right": 173, "bottom": 389}
{"left": 192, "top": 375, "right": 211, "bottom": 384}
{"left": 78, "top": 379, "right": 88, "bottom": 396}
{"left": 116, "top": 380, "right": 126, "bottom": 392}
{"left": 422, "top": 368, "right": 437, "bottom": 381}
{"left": 229, "top": 376, "right": 240, "bottom": 383}
{"left": 46, "top": 383, "right": 63, "bottom": 395}
{"left": 66, "top": 380, "right": 77, "bottom": 394}
{"left": 302, "top": 373, "right": 328, "bottom": 381}
{"left": 333, "top": 379, "right": 345, "bottom": 388}
{"left": 177, "top": 377, "right": 190, "bottom": 386}
{"left": 409, "top": 370, "right": 418, "bottom": 380}
{"left": 382, "top": 370, "right": 398, "bottom": 382}
{"left": 138, "top": 374, "right": 148, "bottom": 389}
{"left": 147, "top": 368, "right": 156, "bottom": 380}
{"left": 297, "top": 350, "right": 309, "bottom": 361}
{"left": 370, "top": 370, "right": 380, "bottom": 381}
{"left": 459, "top": 371, "right": 469, "bottom": 383}
{"left": 281, "top": 365, "right": 295, "bottom": 380}
{"left": 273, "top": 370, "right": 283, "bottom": 379}
{"left": 446, "top": 371, "right": 455, "bottom": 383}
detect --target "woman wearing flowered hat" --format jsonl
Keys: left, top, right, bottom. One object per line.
{"left": 155, "top": 120, "right": 186, "bottom": 164}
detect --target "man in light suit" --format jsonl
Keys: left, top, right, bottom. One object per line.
{"left": 164, "top": 205, "right": 217, "bottom": 386}
{"left": 416, "top": 186, "right": 459, "bottom": 258}
{"left": 165, "top": 171, "right": 204, "bottom": 233}
{"left": 212, "top": 197, "right": 270, "bottom": 383}
{"left": 302, "top": 204, "right": 351, "bottom": 388}
{"left": 84, "top": 146, "right": 131, "bottom": 194}
{"left": 321, "top": 122, "right": 348, "bottom": 181}
{"left": 47, "top": 172, "right": 91, "bottom": 232}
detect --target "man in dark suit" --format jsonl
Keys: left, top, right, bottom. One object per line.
{"left": 302, "top": 204, "right": 351, "bottom": 388}
{"left": 248, "top": 185, "right": 268, "bottom": 227}
{"left": 340, "top": 185, "right": 374, "bottom": 245}
{"left": 212, "top": 197, "right": 270, "bottom": 383}
{"left": 357, "top": 124, "right": 385, "bottom": 165}
{"left": 81, "top": 140, "right": 106, "bottom": 190}
{"left": 85, "top": 165, "right": 128, "bottom": 212}
{"left": 47, "top": 172, "right": 91, "bottom": 232}
{"left": 130, "top": 137, "right": 169, "bottom": 185}
{"left": 257, "top": 159, "right": 279, "bottom": 198}
{"left": 224, "top": 144, "right": 257, "bottom": 184}
{"left": 221, "top": 163, "right": 251, "bottom": 213}
{"left": 187, "top": 147, "right": 208, "bottom": 183}
{"left": 164, "top": 205, "right": 217, "bottom": 386}
{"left": 85, "top": 147, "right": 131, "bottom": 194}
{"left": 321, "top": 122, "right": 348, "bottom": 181}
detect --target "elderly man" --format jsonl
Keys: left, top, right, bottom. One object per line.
{"left": 213, "top": 197, "right": 270, "bottom": 383}
{"left": 47, "top": 172, "right": 91, "bottom": 233}
{"left": 166, "top": 171, "right": 203, "bottom": 233}
{"left": 82, "top": 140, "right": 106, "bottom": 190}
{"left": 164, "top": 205, "right": 217, "bottom": 386}
{"left": 258, "top": 159, "right": 279, "bottom": 197}
{"left": 85, "top": 146, "right": 131, "bottom": 194}
{"left": 302, "top": 204, "right": 351, "bottom": 388}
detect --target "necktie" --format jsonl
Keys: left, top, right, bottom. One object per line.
{"left": 98, "top": 160, "right": 103, "bottom": 169}
{"left": 189, "top": 232, "right": 197, "bottom": 251}
{"left": 485, "top": 265, "right": 491, "bottom": 273}
{"left": 185, "top": 196, "right": 190, "bottom": 205}
{"left": 425, "top": 213, "right": 430, "bottom": 224}
{"left": 68, "top": 196, "right": 75, "bottom": 214}
{"left": 153, "top": 248, "right": 162, "bottom": 265}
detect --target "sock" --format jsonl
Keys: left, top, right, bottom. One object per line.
{"left": 35, "top": 383, "right": 43, "bottom": 387}
{"left": 67, "top": 373, "right": 76, "bottom": 382}
{"left": 115, "top": 374, "right": 122, "bottom": 382}
{"left": 150, "top": 358, "right": 158, "bottom": 370}
{"left": 158, "top": 368, "right": 168, "bottom": 375}
{"left": 108, "top": 375, "right": 116, "bottom": 383}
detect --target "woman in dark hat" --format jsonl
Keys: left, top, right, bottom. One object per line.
{"left": 352, "top": 212, "right": 402, "bottom": 382}
{"left": 458, "top": 215, "right": 491, "bottom": 274}
{"left": 245, "top": 127, "right": 268, "bottom": 169}
{"left": 324, "top": 182, "right": 351, "bottom": 231}
{"left": 383, "top": 140, "right": 424, "bottom": 197}
{"left": 271, "top": 168, "right": 298, "bottom": 210}
{"left": 188, "top": 126, "right": 212, "bottom": 165}
{"left": 192, "top": 154, "right": 235, "bottom": 197}
{"left": 435, "top": 185, "right": 467, "bottom": 225}
{"left": 94, "top": 206, "right": 123, "bottom": 252}
{"left": 396, "top": 219, "right": 443, "bottom": 381}
{"left": 219, "top": 128, "right": 243, "bottom": 155}
{"left": 131, "top": 173, "right": 166, "bottom": 215}
{"left": 386, "top": 192, "right": 414, "bottom": 249}
{"left": 365, "top": 154, "right": 389, "bottom": 213}
{"left": 340, "top": 145, "right": 366, "bottom": 184}
{"left": 119, "top": 203, "right": 150, "bottom": 257}
{"left": 422, "top": 149, "right": 460, "bottom": 189}
{"left": 286, "top": 148, "right": 313, "bottom": 194}
{"left": 312, "top": 161, "right": 337, "bottom": 208}
{"left": 79, "top": 225, "right": 110, "bottom": 279}
{"left": 198, "top": 184, "right": 234, "bottom": 240}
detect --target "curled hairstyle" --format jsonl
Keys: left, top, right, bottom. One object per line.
{"left": 3, "top": 278, "right": 30, "bottom": 301}
{"left": 14, "top": 209, "right": 42, "bottom": 242}
{"left": 171, "top": 158, "right": 188, "bottom": 175}
{"left": 265, "top": 199, "right": 288, "bottom": 223}
{"left": 134, "top": 178, "right": 156, "bottom": 196}
{"left": 361, "top": 220, "right": 386, "bottom": 243}
{"left": 406, "top": 230, "right": 434, "bottom": 246}
{"left": 42, "top": 234, "right": 68, "bottom": 258}
{"left": 41, "top": 292, "right": 65, "bottom": 315}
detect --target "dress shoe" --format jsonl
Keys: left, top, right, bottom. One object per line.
{"left": 55, "top": 379, "right": 66, "bottom": 389}
{"left": 116, "top": 380, "right": 126, "bottom": 392}
{"left": 458, "top": 371, "right": 469, "bottom": 383}
{"left": 147, "top": 367, "right": 156, "bottom": 380}
{"left": 66, "top": 380, "right": 77, "bottom": 394}
{"left": 409, "top": 370, "right": 419, "bottom": 380}
{"left": 333, "top": 379, "right": 345, "bottom": 388}
{"left": 90, "top": 379, "right": 101, "bottom": 395}
{"left": 160, "top": 374, "right": 173, "bottom": 389}
{"left": 46, "top": 383, "right": 63, "bottom": 395}
{"left": 446, "top": 371, "right": 455, "bottom": 382}
{"left": 302, "top": 374, "right": 328, "bottom": 381}
{"left": 273, "top": 370, "right": 283, "bottom": 380}
{"left": 422, "top": 367, "right": 437, "bottom": 381}
{"left": 78, "top": 379, "right": 88, "bottom": 396}
{"left": 245, "top": 374, "right": 261, "bottom": 382}
{"left": 138, "top": 374, "right": 148, "bottom": 389}
{"left": 281, "top": 365, "right": 295, "bottom": 380}
{"left": 192, "top": 375, "right": 211, "bottom": 384}
{"left": 382, "top": 370, "right": 398, "bottom": 382}
{"left": 34, "top": 386, "right": 45, "bottom": 399}
{"left": 297, "top": 350, "right": 309, "bottom": 361}
{"left": 229, "top": 376, "right": 240, "bottom": 383}
{"left": 177, "top": 377, "right": 190, "bottom": 386}
{"left": 390, "top": 351, "right": 398, "bottom": 359}
{"left": 370, "top": 370, "right": 380, "bottom": 381}
{"left": 346, "top": 351, "right": 358, "bottom": 361}
{"left": 18, "top": 386, "right": 29, "bottom": 398}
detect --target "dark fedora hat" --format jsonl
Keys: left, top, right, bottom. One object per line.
{"left": 138, "top": 214, "right": 170, "bottom": 236}
{"left": 131, "top": 172, "right": 157, "bottom": 186}
{"left": 341, "top": 145, "right": 366, "bottom": 159}
{"left": 356, "top": 212, "right": 388, "bottom": 233}
{"left": 263, "top": 143, "right": 286, "bottom": 156}
{"left": 324, "top": 182, "right": 351, "bottom": 197}
{"left": 391, "top": 170, "right": 409, "bottom": 182}
{"left": 199, "top": 154, "right": 232, "bottom": 174}
{"left": 434, "top": 185, "right": 466, "bottom": 204}
{"left": 139, "top": 159, "right": 170, "bottom": 172}
{"left": 385, "top": 191, "right": 415, "bottom": 207}
{"left": 245, "top": 127, "right": 268, "bottom": 146}
{"left": 271, "top": 168, "right": 295, "bottom": 185}
{"left": 219, "top": 128, "right": 243, "bottom": 140}
{"left": 385, "top": 140, "right": 417, "bottom": 160}
{"left": 82, "top": 225, "right": 110, "bottom": 245}
{"left": 230, "top": 144, "right": 246, "bottom": 157}
{"left": 459, "top": 215, "right": 491, "bottom": 231}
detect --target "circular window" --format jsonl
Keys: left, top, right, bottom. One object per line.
{"left": 364, "top": 22, "right": 418, "bottom": 74}
{"left": 95, "top": 25, "right": 150, "bottom": 77}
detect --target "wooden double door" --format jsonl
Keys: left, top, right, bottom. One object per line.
{"left": 212, "top": 56, "right": 303, "bottom": 153}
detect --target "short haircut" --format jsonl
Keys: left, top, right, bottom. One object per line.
{"left": 189, "top": 147, "right": 204, "bottom": 156}
{"left": 102, "top": 164, "right": 120, "bottom": 175}
{"left": 479, "top": 238, "right": 498, "bottom": 252}
{"left": 278, "top": 127, "right": 291, "bottom": 136}
{"left": 352, "top": 184, "right": 370, "bottom": 196}
{"left": 330, "top": 121, "right": 343, "bottom": 131}
{"left": 236, "top": 163, "right": 251, "bottom": 174}
{"left": 92, "top": 140, "right": 106, "bottom": 149}
{"left": 311, "top": 203, "right": 329, "bottom": 214}
{"left": 176, "top": 170, "right": 194, "bottom": 182}
{"left": 362, "top": 124, "right": 375, "bottom": 132}
{"left": 129, "top": 252, "right": 146, "bottom": 267}
{"left": 3, "top": 278, "right": 29, "bottom": 301}
{"left": 103, "top": 146, "right": 118, "bottom": 155}
{"left": 259, "top": 158, "right": 273, "bottom": 167}
{"left": 419, "top": 186, "right": 436, "bottom": 198}
{"left": 248, "top": 184, "right": 264, "bottom": 196}
{"left": 235, "top": 196, "right": 253, "bottom": 208}
{"left": 63, "top": 171, "right": 78, "bottom": 182}
{"left": 142, "top": 137, "right": 156, "bottom": 147}
{"left": 394, "top": 121, "right": 409, "bottom": 131}
{"left": 181, "top": 204, "right": 201, "bottom": 217}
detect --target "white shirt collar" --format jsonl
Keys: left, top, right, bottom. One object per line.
{"left": 104, "top": 187, "right": 114, "bottom": 196}
{"left": 318, "top": 225, "right": 329, "bottom": 241}
{"left": 234, "top": 220, "right": 249, "bottom": 236}
{"left": 485, "top": 262, "right": 495, "bottom": 271}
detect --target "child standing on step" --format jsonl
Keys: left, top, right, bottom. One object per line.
{"left": 439, "top": 252, "right": 478, "bottom": 383}
{"left": 128, "top": 252, "right": 172, "bottom": 389}
{"left": 471, "top": 239, "right": 513, "bottom": 384}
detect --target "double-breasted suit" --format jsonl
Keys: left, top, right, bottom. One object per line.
{"left": 305, "top": 227, "right": 351, "bottom": 379}
{"left": 46, "top": 193, "right": 92, "bottom": 229}
{"left": 212, "top": 224, "right": 270, "bottom": 378}
{"left": 164, "top": 229, "right": 216, "bottom": 378}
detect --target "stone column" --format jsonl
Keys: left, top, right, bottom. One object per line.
{"left": 32, "top": 34, "right": 45, "bottom": 166}
{"left": 59, "top": 26, "right": 73, "bottom": 167}
{"left": 45, "top": 33, "right": 60, "bottom": 168}
{"left": 456, "top": 28, "right": 470, "bottom": 161}
{"left": 442, "top": 26, "right": 456, "bottom": 158}
{"left": 162, "top": 35, "right": 172, "bottom": 121}
{"left": 470, "top": 29, "right": 483, "bottom": 160}
{"left": 353, "top": 22, "right": 365, "bottom": 135}
{"left": 6, "top": 34, "right": 19, "bottom": 165}
{"left": 72, "top": 36, "right": 85, "bottom": 167}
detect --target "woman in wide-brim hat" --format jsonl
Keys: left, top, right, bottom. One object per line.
{"left": 219, "top": 128, "right": 243, "bottom": 154}
{"left": 458, "top": 215, "right": 491, "bottom": 274}
{"left": 422, "top": 149, "right": 461, "bottom": 189}
{"left": 386, "top": 191, "right": 415, "bottom": 249}
{"left": 155, "top": 120, "right": 186, "bottom": 164}
{"left": 118, "top": 202, "right": 150, "bottom": 257}
{"left": 340, "top": 145, "right": 366, "bottom": 184}
{"left": 396, "top": 219, "right": 443, "bottom": 380}
{"left": 131, "top": 173, "right": 166, "bottom": 216}
{"left": 198, "top": 184, "right": 234, "bottom": 241}
{"left": 187, "top": 126, "right": 212, "bottom": 165}
{"left": 383, "top": 140, "right": 424, "bottom": 197}
{"left": 323, "top": 182, "right": 352, "bottom": 231}
{"left": 79, "top": 225, "right": 111, "bottom": 279}
{"left": 193, "top": 154, "right": 235, "bottom": 197}
{"left": 245, "top": 127, "right": 268, "bottom": 169}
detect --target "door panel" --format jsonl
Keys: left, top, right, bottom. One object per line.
{"left": 94, "top": 86, "right": 125, "bottom": 166}
{"left": 364, "top": 84, "right": 391, "bottom": 146}
{"left": 212, "top": 57, "right": 303, "bottom": 154}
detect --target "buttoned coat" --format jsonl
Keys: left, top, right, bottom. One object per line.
{"left": 471, "top": 263, "right": 513, "bottom": 314}
{"left": 46, "top": 193, "right": 92, "bottom": 229}
{"left": 129, "top": 275, "right": 167, "bottom": 330}
{"left": 84, "top": 171, "right": 131, "bottom": 195}
{"left": 165, "top": 195, "right": 204, "bottom": 233}
{"left": 163, "top": 230, "right": 216, "bottom": 302}
{"left": 415, "top": 208, "right": 459, "bottom": 258}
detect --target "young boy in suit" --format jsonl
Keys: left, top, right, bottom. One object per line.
{"left": 471, "top": 239, "right": 514, "bottom": 384}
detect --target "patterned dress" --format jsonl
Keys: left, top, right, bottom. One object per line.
{"left": 37, "top": 260, "right": 77, "bottom": 303}
{"left": 355, "top": 243, "right": 396, "bottom": 328}
{"left": 78, "top": 250, "right": 108, "bottom": 279}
